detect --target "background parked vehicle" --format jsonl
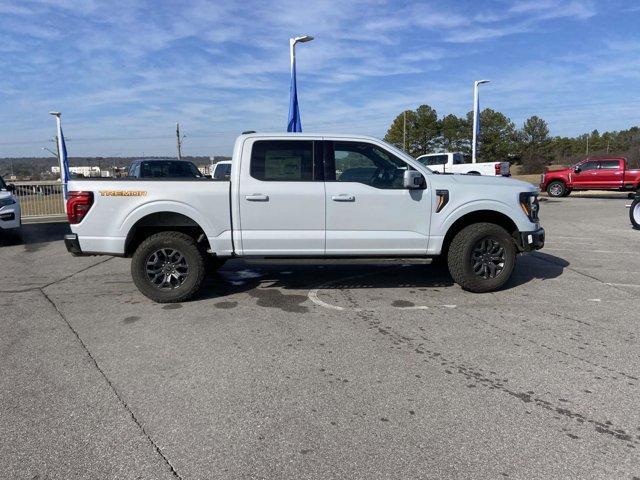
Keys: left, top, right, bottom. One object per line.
{"left": 630, "top": 193, "right": 640, "bottom": 229}
{"left": 212, "top": 160, "right": 232, "bottom": 180}
{"left": 128, "top": 159, "right": 205, "bottom": 178}
{"left": 0, "top": 175, "right": 21, "bottom": 236}
{"left": 63, "top": 133, "right": 544, "bottom": 303}
{"left": 416, "top": 152, "right": 510, "bottom": 176}
{"left": 540, "top": 157, "right": 640, "bottom": 197}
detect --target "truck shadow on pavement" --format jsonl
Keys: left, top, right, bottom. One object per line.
{"left": 0, "top": 222, "right": 71, "bottom": 249}
{"left": 196, "top": 252, "right": 569, "bottom": 303}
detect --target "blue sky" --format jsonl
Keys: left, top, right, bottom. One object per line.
{"left": 0, "top": 0, "right": 639, "bottom": 157}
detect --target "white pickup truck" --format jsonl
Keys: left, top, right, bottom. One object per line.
{"left": 416, "top": 152, "right": 510, "bottom": 176}
{"left": 64, "top": 133, "right": 544, "bottom": 303}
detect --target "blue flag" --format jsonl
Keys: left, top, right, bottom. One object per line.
{"left": 287, "top": 58, "right": 302, "bottom": 132}
{"left": 55, "top": 117, "right": 71, "bottom": 199}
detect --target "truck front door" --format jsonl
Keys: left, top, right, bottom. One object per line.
{"left": 238, "top": 139, "right": 325, "bottom": 255}
{"left": 324, "top": 140, "right": 431, "bottom": 255}
{"left": 571, "top": 160, "right": 599, "bottom": 189}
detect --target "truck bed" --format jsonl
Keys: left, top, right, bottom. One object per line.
{"left": 68, "top": 178, "right": 232, "bottom": 256}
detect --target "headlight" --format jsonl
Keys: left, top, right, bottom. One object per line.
{"left": 519, "top": 192, "right": 539, "bottom": 222}
{"left": 0, "top": 197, "right": 16, "bottom": 208}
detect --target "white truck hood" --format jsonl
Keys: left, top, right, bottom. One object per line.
{"left": 447, "top": 174, "right": 537, "bottom": 192}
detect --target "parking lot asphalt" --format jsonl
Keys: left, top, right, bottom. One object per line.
{"left": 1, "top": 196, "right": 640, "bottom": 480}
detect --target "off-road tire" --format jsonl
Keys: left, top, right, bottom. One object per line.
{"left": 131, "top": 231, "right": 206, "bottom": 303}
{"left": 547, "top": 180, "right": 566, "bottom": 197}
{"left": 447, "top": 222, "right": 516, "bottom": 293}
{"left": 630, "top": 198, "right": 640, "bottom": 230}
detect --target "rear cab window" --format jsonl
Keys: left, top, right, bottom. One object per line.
{"left": 213, "top": 163, "right": 231, "bottom": 180}
{"left": 419, "top": 154, "right": 448, "bottom": 166}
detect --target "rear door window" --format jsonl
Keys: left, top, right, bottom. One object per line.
{"left": 598, "top": 160, "right": 620, "bottom": 170}
{"left": 250, "top": 140, "right": 315, "bottom": 181}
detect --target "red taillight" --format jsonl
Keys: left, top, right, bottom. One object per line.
{"left": 66, "top": 191, "right": 94, "bottom": 224}
{"left": 495, "top": 163, "right": 501, "bottom": 175}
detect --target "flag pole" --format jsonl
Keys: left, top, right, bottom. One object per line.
{"left": 49, "top": 111, "right": 70, "bottom": 199}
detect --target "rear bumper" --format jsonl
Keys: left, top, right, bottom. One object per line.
{"left": 64, "top": 233, "right": 89, "bottom": 256}
{"left": 518, "top": 227, "right": 545, "bottom": 252}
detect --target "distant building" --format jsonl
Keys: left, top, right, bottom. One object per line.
{"left": 51, "top": 166, "right": 111, "bottom": 177}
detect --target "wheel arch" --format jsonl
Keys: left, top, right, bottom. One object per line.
{"left": 440, "top": 209, "right": 519, "bottom": 258}
{"left": 124, "top": 211, "right": 210, "bottom": 257}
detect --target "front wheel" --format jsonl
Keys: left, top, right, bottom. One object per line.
{"left": 630, "top": 198, "right": 640, "bottom": 230}
{"left": 447, "top": 223, "right": 516, "bottom": 293}
{"left": 131, "top": 231, "right": 206, "bottom": 303}
{"left": 547, "top": 181, "right": 566, "bottom": 197}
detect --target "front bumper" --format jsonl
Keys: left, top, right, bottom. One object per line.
{"left": 518, "top": 227, "right": 545, "bottom": 252}
{"left": 0, "top": 207, "right": 20, "bottom": 230}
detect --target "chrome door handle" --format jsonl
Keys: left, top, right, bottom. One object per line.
{"left": 332, "top": 194, "right": 355, "bottom": 202}
{"left": 245, "top": 194, "right": 269, "bottom": 201}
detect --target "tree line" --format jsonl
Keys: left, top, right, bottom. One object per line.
{"left": 384, "top": 105, "right": 640, "bottom": 173}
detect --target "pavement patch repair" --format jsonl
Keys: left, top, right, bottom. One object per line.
{"left": 2, "top": 197, "right": 640, "bottom": 479}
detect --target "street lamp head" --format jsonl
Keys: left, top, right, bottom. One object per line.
{"left": 293, "top": 35, "right": 314, "bottom": 44}
{"left": 475, "top": 79, "right": 490, "bottom": 86}
{"left": 49, "top": 111, "right": 61, "bottom": 117}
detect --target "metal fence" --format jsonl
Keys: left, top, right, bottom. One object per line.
{"left": 13, "top": 181, "right": 66, "bottom": 219}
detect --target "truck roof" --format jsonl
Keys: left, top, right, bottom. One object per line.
{"left": 237, "top": 132, "right": 385, "bottom": 143}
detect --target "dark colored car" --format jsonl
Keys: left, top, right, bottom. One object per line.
{"left": 128, "top": 159, "right": 204, "bottom": 179}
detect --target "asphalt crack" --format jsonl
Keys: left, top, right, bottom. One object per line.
{"left": 39, "top": 288, "right": 182, "bottom": 480}
{"left": 0, "top": 257, "right": 113, "bottom": 293}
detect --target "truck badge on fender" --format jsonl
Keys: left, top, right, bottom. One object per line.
{"left": 99, "top": 190, "right": 147, "bottom": 197}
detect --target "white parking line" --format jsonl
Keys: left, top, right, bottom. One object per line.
{"left": 544, "top": 247, "right": 637, "bottom": 254}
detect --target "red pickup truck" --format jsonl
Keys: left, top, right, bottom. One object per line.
{"left": 540, "top": 157, "right": 640, "bottom": 197}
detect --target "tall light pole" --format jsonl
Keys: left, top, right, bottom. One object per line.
{"left": 472, "top": 79, "right": 490, "bottom": 163}
{"left": 287, "top": 34, "right": 314, "bottom": 132}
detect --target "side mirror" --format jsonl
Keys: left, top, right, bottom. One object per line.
{"left": 6, "top": 183, "right": 15, "bottom": 192}
{"left": 403, "top": 170, "right": 425, "bottom": 189}
{"left": 574, "top": 166, "right": 581, "bottom": 174}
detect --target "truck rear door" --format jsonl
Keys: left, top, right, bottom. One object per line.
{"left": 594, "top": 159, "right": 623, "bottom": 189}
{"left": 237, "top": 139, "right": 325, "bottom": 255}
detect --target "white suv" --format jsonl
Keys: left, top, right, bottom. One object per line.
{"left": 0, "top": 176, "right": 21, "bottom": 235}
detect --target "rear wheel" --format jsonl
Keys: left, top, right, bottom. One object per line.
{"left": 630, "top": 198, "right": 640, "bottom": 230}
{"left": 131, "top": 231, "right": 206, "bottom": 303}
{"left": 547, "top": 181, "right": 566, "bottom": 197}
{"left": 447, "top": 223, "right": 516, "bottom": 293}
{"left": 562, "top": 189, "right": 572, "bottom": 197}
